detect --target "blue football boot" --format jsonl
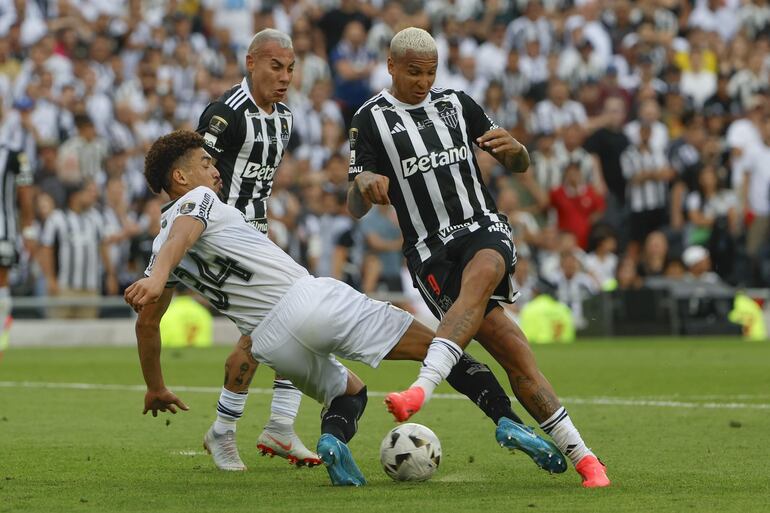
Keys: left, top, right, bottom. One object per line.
{"left": 496, "top": 417, "right": 567, "bottom": 474}
{"left": 317, "top": 434, "right": 367, "bottom": 486}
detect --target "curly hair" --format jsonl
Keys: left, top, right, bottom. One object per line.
{"left": 144, "top": 130, "right": 205, "bottom": 194}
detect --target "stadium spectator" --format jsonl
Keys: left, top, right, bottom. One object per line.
{"left": 330, "top": 20, "right": 377, "bottom": 119}
{"left": 38, "top": 180, "right": 116, "bottom": 318}
{"left": 359, "top": 204, "right": 402, "bottom": 296}
{"left": 637, "top": 230, "right": 669, "bottom": 278}
{"left": 532, "top": 80, "right": 587, "bottom": 136}
{"left": 546, "top": 161, "right": 606, "bottom": 250}
{"left": 290, "top": 17, "right": 331, "bottom": 97}
{"left": 584, "top": 96, "right": 630, "bottom": 231}
{"left": 553, "top": 250, "right": 599, "bottom": 330}
{"left": 621, "top": 123, "right": 675, "bottom": 248}
{"left": 56, "top": 113, "right": 108, "bottom": 185}
{"left": 735, "top": 115, "right": 770, "bottom": 270}
{"left": 585, "top": 228, "right": 618, "bottom": 289}
{"left": 682, "top": 245, "right": 723, "bottom": 284}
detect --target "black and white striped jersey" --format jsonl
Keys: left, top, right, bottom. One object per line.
{"left": 40, "top": 209, "right": 104, "bottom": 291}
{"left": 0, "top": 143, "right": 32, "bottom": 247}
{"left": 348, "top": 88, "right": 507, "bottom": 265}
{"left": 196, "top": 78, "right": 292, "bottom": 224}
{"left": 620, "top": 145, "right": 670, "bottom": 213}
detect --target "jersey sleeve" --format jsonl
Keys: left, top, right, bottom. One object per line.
{"left": 196, "top": 101, "right": 236, "bottom": 160}
{"left": 40, "top": 211, "right": 62, "bottom": 247}
{"left": 143, "top": 251, "right": 181, "bottom": 287}
{"left": 175, "top": 186, "right": 217, "bottom": 229}
{"left": 348, "top": 109, "right": 381, "bottom": 181}
{"left": 457, "top": 91, "right": 499, "bottom": 143}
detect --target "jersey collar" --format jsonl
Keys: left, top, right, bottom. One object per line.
{"left": 240, "top": 78, "right": 280, "bottom": 117}
{"left": 381, "top": 88, "right": 432, "bottom": 110}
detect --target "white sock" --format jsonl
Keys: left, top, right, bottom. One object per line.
{"left": 0, "top": 288, "right": 10, "bottom": 348}
{"left": 266, "top": 379, "right": 301, "bottom": 431}
{"left": 412, "top": 337, "right": 463, "bottom": 402}
{"left": 539, "top": 406, "right": 593, "bottom": 465}
{"left": 214, "top": 388, "right": 248, "bottom": 434}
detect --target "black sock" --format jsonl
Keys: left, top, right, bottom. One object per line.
{"left": 446, "top": 353, "right": 523, "bottom": 425}
{"left": 321, "top": 386, "right": 368, "bottom": 443}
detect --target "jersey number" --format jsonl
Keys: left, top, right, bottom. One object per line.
{"left": 175, "top": 252, "right": 253, "bottom": 310}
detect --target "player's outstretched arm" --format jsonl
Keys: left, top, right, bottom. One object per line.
{"left": 124, "top": 216, "right": 204, "bottom": 311}
{"left": 476, "top": 128, "right": 530, "bottom": 174}
{"left": 134, "top": 287, "right": 188, "bottom": 417}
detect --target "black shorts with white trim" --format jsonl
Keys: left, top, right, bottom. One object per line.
{"left": 407, "top": 221, "right": 519, "bottom": 320}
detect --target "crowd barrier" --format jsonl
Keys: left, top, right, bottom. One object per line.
{"left": 7, "top": 287, "right": 767, "bottom": 347}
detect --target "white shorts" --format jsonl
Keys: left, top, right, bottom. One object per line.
{"left": 249, "top": 276, "right": 414, "bottom": 406}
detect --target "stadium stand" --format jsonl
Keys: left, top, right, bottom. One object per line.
{"left": 2, "top": 0, "right": 769, "bottom": 337}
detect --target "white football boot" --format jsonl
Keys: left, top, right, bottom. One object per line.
{"left": 203, "top": 425, "right": 247, "bottom": 471}
{"left": 256, "top": 422, "right": 322, "bottom": 467}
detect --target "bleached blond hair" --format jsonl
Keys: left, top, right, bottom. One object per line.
{"left": 390, "top": 27, "right": 437, "bottom": 59}
{"left": 248, "top": 28, "right": 293, "bottom": 55}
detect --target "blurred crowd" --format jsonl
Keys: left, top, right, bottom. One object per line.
{"left": 2, "top": 0, "right": 770, "bottom": 324}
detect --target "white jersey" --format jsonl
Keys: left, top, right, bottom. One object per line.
{"left": 145, "top": 186, "right": 309, "bottom": 334}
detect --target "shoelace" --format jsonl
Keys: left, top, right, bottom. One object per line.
{"left": 219, "top": 432, "right": 242, "bottom": 463}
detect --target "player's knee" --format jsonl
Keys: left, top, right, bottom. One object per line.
{"left": 461, "top": 252, "right": 505, "bottom": 301}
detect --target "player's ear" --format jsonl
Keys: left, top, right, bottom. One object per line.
{"left": 245, "top": 52, "right": 255, "bottom": 72}
{"left": 387, "top": 56, "right": 395, "bottom": 75}
{"left": 171, "top": 167, "right": 187, "bottom": 186}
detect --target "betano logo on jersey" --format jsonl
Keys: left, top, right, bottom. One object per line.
{"left": 241, "top": 162, "right": 277, "bottom": 181}
{"left": 400, "top": 146, "right": 468, "bottom": 178}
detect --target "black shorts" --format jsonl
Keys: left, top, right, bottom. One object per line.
{"left": 408, "top": 222, "right": 519, "bottom": 320}
{"left": 0, "top": 239, "right": 17, "bottom": 268}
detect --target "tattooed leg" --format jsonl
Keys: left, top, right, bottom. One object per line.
{"left": 434, "top": 249, "right": 507, "bottom": 348}
{"left": 223, "top": 335, "right": 259, "bottom": 393}
{"left": 476, "top": 307, "right": 561, "bottom": 422}
{"left": 393, "top": 250, "right": 510, "bottom": 412}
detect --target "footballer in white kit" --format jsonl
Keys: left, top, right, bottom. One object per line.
{"left": 127, "top": 130, "right": 569, "bottom": 487}
{"left": 144, "top": 184, "right": 413, "bottom": 403}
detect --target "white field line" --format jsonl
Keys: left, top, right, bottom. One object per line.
{"left": 1, "top": 381, "right": 769, "bottom": 411}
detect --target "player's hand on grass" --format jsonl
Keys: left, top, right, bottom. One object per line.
{"left": 355, "top": 171, "right": 390, "bottom": 205}
{"left": 124, "top": 277, "right": 165, "bottom": 312}
{"left": 144, "top": 388, "right": 189, "bottom": 417}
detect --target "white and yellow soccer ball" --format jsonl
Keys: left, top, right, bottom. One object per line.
{"left": 380, "top": 423, "right": 441, "bottom": 482}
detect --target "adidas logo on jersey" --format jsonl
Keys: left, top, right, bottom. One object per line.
{"left": 400, "top": 146, "right": 469, "bottom": 178}
{"left": 390, "top": 122, "right": 407, "bottom": 134}
{"left": 256, "top": 132, "right": 264, "bottom": 142}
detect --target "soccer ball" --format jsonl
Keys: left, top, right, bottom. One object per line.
{"left": 379, "top": 423, "right": 441, "bottom": 482}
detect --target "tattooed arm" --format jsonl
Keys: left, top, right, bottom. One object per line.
{"left": 476, "top": 128, "right": 530, "bottom": 174}
{"left": 134, "top": 287, "right": 189, "bottom": 417}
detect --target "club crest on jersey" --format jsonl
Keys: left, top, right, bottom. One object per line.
{"left": 436, "top": 101, "right": 458, "bottom": 128}
{"left": 280, "top": 130, "right": 290, "bottom": 141}
{"left": 179, "top": 201, "right": 197, "bottom": 215}
{"left": 349, "top": 128, "right": 358, "bottom": 149}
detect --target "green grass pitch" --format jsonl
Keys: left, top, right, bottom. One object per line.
{"left": 1, "top": 338, "right": 769, "bottom": 513}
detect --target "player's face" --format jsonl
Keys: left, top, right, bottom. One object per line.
{"left": 388, "top": 51, "right": 438, "bottom": 104}
{"left": 183, "top": 148, "right": 221, "bottom": 193}
{"left": 246, "top": 42, "right": 295, "bottom": 108}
